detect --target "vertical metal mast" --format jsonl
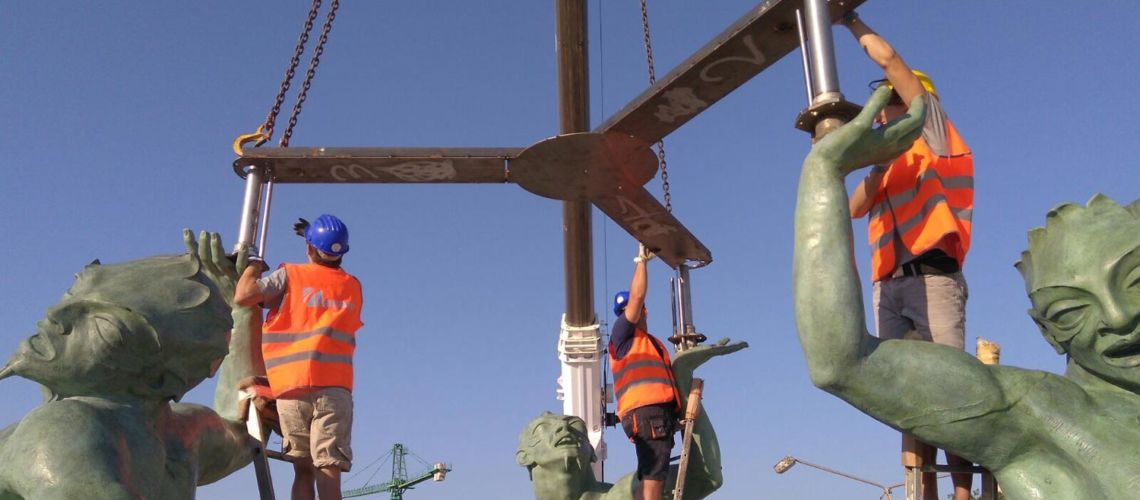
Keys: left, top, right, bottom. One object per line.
{"left": 553, "top": 0, "right": 607, "bottom": 480}
{"left": 557, "top": 0, "right": 592, "bottom": 321}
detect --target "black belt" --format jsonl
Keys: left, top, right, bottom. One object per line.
{"left": 893, "top": 251, "right": 960, "bottom": 278}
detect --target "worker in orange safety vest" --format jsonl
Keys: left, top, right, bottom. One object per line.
{"left": 236, "top": 213, "right": 363, "bottom": 500}
{"left": 841, "top": 11, "right": 974, "bottom": 500}
{"left": 608, "top": 244, "right": 682, "bottom": 500}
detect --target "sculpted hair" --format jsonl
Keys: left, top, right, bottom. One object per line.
{"left": 1015, "top": 194, "right": 1140, "bottom": 293}
{"left": 67, "top": 253, "right": 232, "bottom": 400}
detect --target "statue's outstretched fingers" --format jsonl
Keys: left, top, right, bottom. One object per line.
{"left": 881, "top": 94, "right": 926, "bottom": 151}
{"left": 183, "top": 228, "right": 199, "bottom": 256}
{"left": 852, "top": 86, "right": 892, "bottom": 129}
{"left": 234, "top": 244, "right": 249, "bottom": 273}
{"left": 208, "top": 232, "right": 236, "bottom": 278}
{"left": 710, "top": 341, "right": 748, "bottom": 356}
{"left": 197, "top": 230, "right": 220, "bottom": 278}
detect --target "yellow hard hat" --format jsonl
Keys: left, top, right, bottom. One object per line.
{"left": 911, "top": 70, "right": 938, "bottom": 98}
{"left": 869, "top": 70, "right": 938, "bottom": 99}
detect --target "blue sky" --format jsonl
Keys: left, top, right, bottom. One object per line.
{"left": 2, "top": 1, "right": 1138, "bottom": 499}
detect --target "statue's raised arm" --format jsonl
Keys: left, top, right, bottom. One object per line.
{"left": 791, "top": 88, "right": 1018, "bottom": 463}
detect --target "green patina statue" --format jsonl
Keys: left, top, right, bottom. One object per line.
{"left": 0, "top": 231, "right": 258, "bottom": 499}
{"left": 517, "top": 338, "right": 746, "bottom": 500}
{"left": 793, "top": 86, "right": 1140, "bottom": 499}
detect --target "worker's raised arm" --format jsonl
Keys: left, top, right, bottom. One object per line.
{"left": 793, "top": 89, "right": 1012, "bottom": 457}
{"left": 623, "top": 245, "right": 653, "bottom": 324}
{"left": 848, "top": 166, "right": 885, "bottom": 218}
{"left": 234, "top": 262, "right": 266, "bottom": 307}
{"left": 842, "top": 12, "right": 926, "bottom": 107}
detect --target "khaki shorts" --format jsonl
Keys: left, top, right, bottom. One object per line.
{"left": 872, "top": 272, "right": 967, "bottom": 350}
{"left": 277, "top": 387, "right": 354, "bottom": 471}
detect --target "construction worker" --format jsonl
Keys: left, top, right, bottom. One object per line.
{"left": 840, "top": 11, "right": 974, "bottom": 500}
{"left": 235, "top": 214, "right": 363, "bottom": 500}
{"left": 609, "top": 244, "right": 682, "bottom": 500}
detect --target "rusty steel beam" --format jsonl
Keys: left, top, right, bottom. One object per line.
{"left": 555, "top": 0, "right": 595, "bottom": 327}
{"left": 233, "top": 147, "right": 519, "bottom": 183}
{"left": 595, "top": 0, "right": 865, "bottom": 143}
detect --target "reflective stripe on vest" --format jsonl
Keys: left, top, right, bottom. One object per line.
{"left": 263, "top": 263, "right": 363, "bottom": 398}
{"left": 868, "top": 117, "right": 973, "bottom": 281}
{"left": 609, "top": 329, "right": 681, "bottom": 420}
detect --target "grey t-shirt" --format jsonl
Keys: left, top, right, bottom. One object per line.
{"left": 920, "top": 92, "right": 951, "bottom": 156}
{"left": 256, "top": 267, "right": 288, "bottom": 310}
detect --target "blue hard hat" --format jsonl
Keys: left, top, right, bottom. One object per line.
{"left": 305, "top": 214, "right": 350, "bottom": 256}
{"left": 613, "top": 291, "right": 630, "bottom": 316}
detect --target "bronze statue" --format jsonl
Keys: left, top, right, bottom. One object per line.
{"left": 0, "top": 231, "right": 258, "bottom": 499}
{"left": 793, "top": 86, "right": 1140, "bottom": 499}
{"left": 517, "top": 338, "right": 746, "bottom": 499}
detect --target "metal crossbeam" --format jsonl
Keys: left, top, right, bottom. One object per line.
{"left": 592, "top": 184, "right": 710, "bottom": 268}
{"left": 234, "top": 147, "right": 517, "bottom": 184}
{"left": 595, "top": 0, "right": 865, "bottom": 143}
{"left": 232, "top": 0, "right": 865, "bottom": 268}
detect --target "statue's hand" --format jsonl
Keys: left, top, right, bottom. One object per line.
{"left": 183, "top": 229, "right": 242, "bottom": 308}
{"left": 672, "top": 338, "right": 748, "bottom": 376}
{"left": 811, "top": 86, "right": 927, "bottom": 176}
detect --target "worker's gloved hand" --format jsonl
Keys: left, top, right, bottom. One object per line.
{"left": 634, "top": 244, "right": 656, "bottom": 264}
{"left": 237, "top": 376, "right": 281, "bottom": 436}
{"left": 293, "top": 218, "right": 310, "bottom": 237}
{"left": 246, "top": 246, "right": 269, "bottom": 274}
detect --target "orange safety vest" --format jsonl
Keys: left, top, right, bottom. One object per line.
{"left": 867, "top": 117, "right": 973, "bottom": 281}
{"left": 262, "top": 263, "right": 363, "bottom": 398}
{"left": 609, "top": 328, "right": 681, "bottom": 420}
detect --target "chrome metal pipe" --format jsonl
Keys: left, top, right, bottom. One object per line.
{"left": 235, "top": 166, "right": 265, "bottom": 253}
{"left": 256, "top": 179, "right": 274, "bottom": 258}
{"left": 795, "top": 9, "right": 816, "bottom": 105}
{"left": 674, "top": 266, "right": 697, "bottom": 351}
{"left": 804, "top": 0, "right": 841, "bottom": 99}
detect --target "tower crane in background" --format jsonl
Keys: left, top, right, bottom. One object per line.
{"left": 341, "top": 443, "right": 450, "bottom": 499}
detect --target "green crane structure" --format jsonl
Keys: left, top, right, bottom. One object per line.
{"left": 342, "top": 443, "right": 450, "bottom": 499}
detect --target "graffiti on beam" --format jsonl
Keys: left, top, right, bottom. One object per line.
{"left": 650, "top": 34, "right": 766, "bottom": 125}
{"left": 329, "top": 160, "right": 457, "bottom": 182}
{"left": 383, "top": 160, "right": 457, "bottom": 182}
{"left": 654, "top": 88, "right": 709, "bottom": 124}
{"left": 615, "top": 195, "right": 678, "bottom": 239}
{"left": 699, "top": 34, "right": 767, "bottom": 84}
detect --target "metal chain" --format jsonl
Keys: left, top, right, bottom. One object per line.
{"left": 639, "top": 0, "right": 672, "bottom": 213}
{"left": 279, "top": 0, "right": 339, "bottom": 147}
{"left": 261, "top": 0, "right": 323, "bottom": 144}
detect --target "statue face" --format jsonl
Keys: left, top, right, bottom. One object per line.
{"left": 10, "top": 295, "right": 160, "bottom": 396}
{"left": 1027, "top": 211, "right": 1140, "bottom": 390}
{"left": 518, "top": 413, "right": 594, "bottom": 470}
{"left": 5, "top": 255, "right": 230, "bottom": 399}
